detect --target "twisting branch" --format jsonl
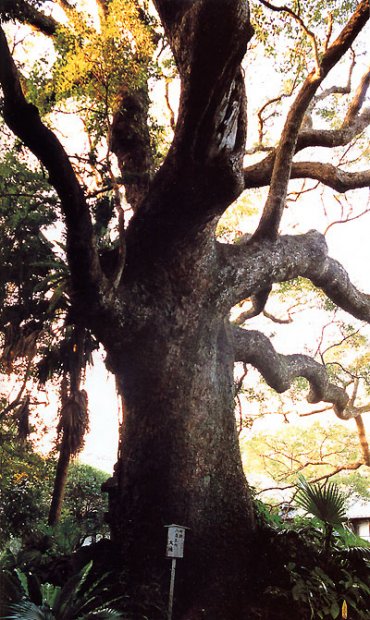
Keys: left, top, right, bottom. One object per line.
{"left": 234, "top": 294, "right": 300, "bottom": 326}
{"left": 263, "top": 309, "right": 294, "bottom": 324}
{"left": 289, "top": 162, "right": 370, "bottom": 193}
{"left": 218, "top": 230, "right": 370, "bottom": 323}
{"left": 232, "top": 314, "right": 370, "bottom": 427}
{"left": 296, "top": 107, "right": 370, "bottom": 151}
{"left": 231, "top": 325, "right": 351, "bottom": 418}
{"left": 344, "top": 64, "right": 370, "bottom": 124}
{"left": 233, "top": 287, "right": 272, "bottom": 324}
{"left": 231, "top": 326, "right": 370, "bottom": 422}
{"left": 251, "top": 0, "right": 369, "bottom": 241}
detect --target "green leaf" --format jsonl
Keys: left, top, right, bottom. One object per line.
{"left": 330, "top": 600, "right": 340, "bottom": 619}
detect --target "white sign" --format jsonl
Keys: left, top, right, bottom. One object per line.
{"left": 165, "top": 524, "right": 187, "bottom": 558}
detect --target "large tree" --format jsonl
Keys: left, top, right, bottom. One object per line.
{"left": 1, "top": 0, "right": 370, "bottom": 617}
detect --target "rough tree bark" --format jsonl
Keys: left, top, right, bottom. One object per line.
{"left": 1, "top": 1, "right": 370, "bottom": 618}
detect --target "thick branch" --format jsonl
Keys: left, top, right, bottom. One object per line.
{"left": 244, "top": 98, "right": 370, "bottom": 191}
{"left": 232, "top": 326, "right": 353, "bottom": 419}
{"left": 111, "top": 87, "right": 154, "bottom": 212}
{"left": 0, "top": 1, "right": 57, "bottom": 35}
{"left": 124, "top": 1, "right": 253, "bottom": 270}
{"left": 0, "top": 25, "right": 105, "bottom": 318}
{"left": 244, "top": 106, "right": 370, "bottom": 189}
{"left": 251, "top": 0, "right": 369, "bottom": 241}
{"left": 218, "top": 230, "right": 370, "bottom": 324}
{"left": 289, "top": 161, "right": 370, "bottom": 192}
{"left": 355, "top": 415, "right": 370, "bottom": 466}
{"left": 344, "top": 65, "right": 370, "bottom": 124}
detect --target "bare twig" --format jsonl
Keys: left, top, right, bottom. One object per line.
{"left": 324, "top": 204, "right": 370, "bottom": 236}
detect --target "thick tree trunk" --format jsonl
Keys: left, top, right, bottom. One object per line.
{"left": 103, "top": 243, "right": 255, "bottom": 618}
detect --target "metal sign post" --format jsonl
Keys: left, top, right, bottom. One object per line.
{"left": 164, "top": 524, "right": 188, "bottom": 620}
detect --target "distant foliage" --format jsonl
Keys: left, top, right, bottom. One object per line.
{"left": 0, "top": 416, "right": 109, "bottom": 553}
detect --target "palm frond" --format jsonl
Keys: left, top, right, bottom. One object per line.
{"left": 4, "top": 601, "right": 55, "bottom": 620}
{"left": 78, "top": 610, "right": 124, "bottom": 619}
{"left": 295, "top": 475, "right": 347, "bottom": 526}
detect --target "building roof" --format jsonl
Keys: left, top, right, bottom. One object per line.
{"left": 347, "top": 501, "right": 370, "bottom": 520}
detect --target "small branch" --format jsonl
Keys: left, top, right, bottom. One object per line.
{"left": 299, "top": 405, "right": 333, "bottom": 417}
{"left": 233, "top": 287, "right": 272, "bottom": 324}
{"left": 309, "top": 49, "right": 355, "bottom": 103}
{"left": 251, "top": 0, "right": 369, "bottom": 241}
{"left": 255, "top": 460, "right": 365, "bottom": 496}
{"left": 263, "top": 309, "right": 293, "bottom": 324}
{"left": 258, "top": 0, "right": 321, "bottom": 71}
{"left": 164, "top": 79, "right": 176, "bottom": 131}
{"left": 287, "top": 180, "right": 320, "bottom": 203}
{"left": 256, "top": 78, "right": 298, "bottom": 146}
{"left": 324, "top": 12, "right": 334, "bottom": 51}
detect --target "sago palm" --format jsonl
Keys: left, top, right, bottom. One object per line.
{"left": 4, "top": 601, "right": 56, "bottom": 619}
{"left": 4, "top": 602, "right": 122, "bottom": 619}
{"left": 2, "top": 562, "right": 123, "bottom": 620}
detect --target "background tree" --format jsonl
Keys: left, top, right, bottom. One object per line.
{"left": 1, "top": 1, "right": 370, "bottom": 618}
{"left": 0, "top": 409, "right": 109, "bottom": 553}
{"left": 244, "top": 420, "right": 370, "bottom": 501}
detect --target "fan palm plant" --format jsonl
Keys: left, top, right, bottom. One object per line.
{"left": 295, "top": 475, "right": 347, "bottom": 555}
